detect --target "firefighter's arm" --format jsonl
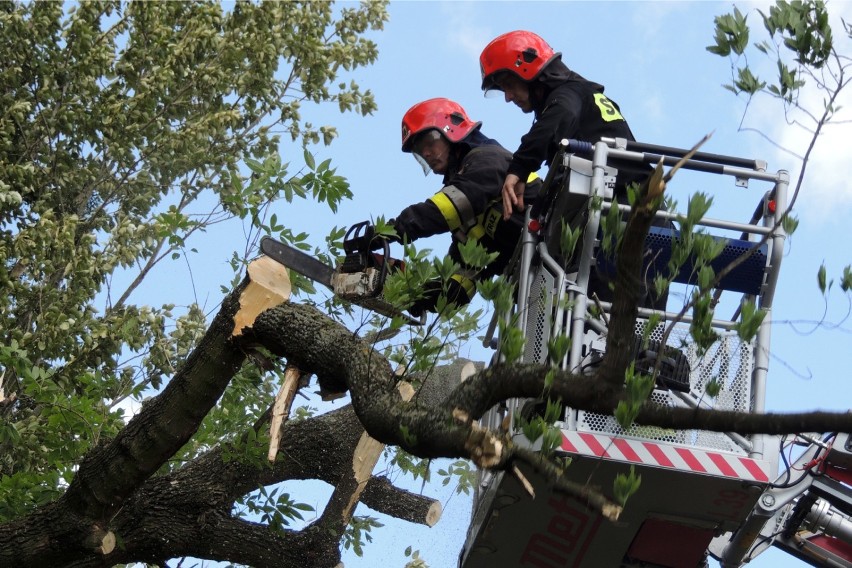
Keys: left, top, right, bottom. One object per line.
{"left": 393, "top": 181, "right": 481, "bottom": 243}
{"left": 392, "top": 199, "right": 451, "bottom": 242}
{"left": 512, "top": 90, "right": 582, "bottom": 175}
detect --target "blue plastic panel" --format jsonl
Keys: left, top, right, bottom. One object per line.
{"left": 598, "top": 226, "right": 768, "bottom": 296}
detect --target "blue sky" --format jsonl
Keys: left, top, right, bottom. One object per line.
{"left": 136, "top": 1, "right": 852, "bottom": 567}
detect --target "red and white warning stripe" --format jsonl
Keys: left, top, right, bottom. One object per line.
{"left": 560, "top": 431, "right": 771, "bottom": 482}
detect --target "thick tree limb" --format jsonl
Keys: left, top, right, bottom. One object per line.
{"left": 314, "top": 381, "right": 417, "bottom": 566}
{"left": 245, "top": 301, "right": 852, "bottom": 522}
{"left": 361, "top": 475, "right": 442, "bottom": 527}
{"left": 232, "top": 255, "right": 291, "bottom": 337}
{"left": 17, "top": 403, "right": 441, "bottom": 568}
{"left": 246, "top": 304, "right": 625, "bottom": 516}
{"left": 598, "top": 161, "right": 666, "bottom": 389}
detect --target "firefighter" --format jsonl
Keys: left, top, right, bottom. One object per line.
{"left": 382, "top": 97, "right": 540, "bottom": 316}
{"left": 479, "top": 30, "right": 667, "bottom": 310}
{"left": 478, "top": 30, "right": 641, "bottom": 219}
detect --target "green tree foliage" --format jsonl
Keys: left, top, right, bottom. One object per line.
{"left": 0, "top": 0, "right": 386, "bottom": 522}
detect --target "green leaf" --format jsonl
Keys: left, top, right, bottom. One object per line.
{"left": 782, "top": 214, "right": 799, "bottom": 235}
{"left": 733, "top": 301, "right": 767, "bottom": 342}
{"left": 304, "top": 148, "right": 316, "bottom": 170}
{"left": 734, "top": 66, "right": 766, "bottom": 95}
{"left": 841, "top": 266, "right": 852, "bottom": 292}
{"left": 546, "top": 335, "right": 571, "bottom": 366}
{"left": 498, "top": 322, "right": 526, "bottom": 364}
{"left": 560, "top": 221, "right": 582, "bottom": 262}
{"left": 613, "top": 466, "right": 642, "bottom": 507}
{"left": 245, "top": 158, "right": 265, "bottom": 174}
{"left": 458, "top": 239, "right": 499, "bottom": 270}
{"left": 706, "top": 378, "right": 722, "bottom": 398}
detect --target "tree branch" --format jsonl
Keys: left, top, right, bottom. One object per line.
{"left": 361, "top": 475, "right": 442, "bottom": 527}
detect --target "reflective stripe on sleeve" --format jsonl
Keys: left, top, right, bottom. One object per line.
{"left": 428, "top": 185, "right": 476, "bottom": 232}
{"left": 429, "top": 191, "right": 462, "bottom": 231}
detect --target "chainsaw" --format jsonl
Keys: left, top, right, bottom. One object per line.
{"left": 260, "top": 221, "right": 425, "bottom": 326}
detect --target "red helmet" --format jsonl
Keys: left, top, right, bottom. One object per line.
{"left": 401, "top": 98, "right": 481, "bottom": 153}
{"left": 479, "top": 30, "right": 560, "bottom": 91}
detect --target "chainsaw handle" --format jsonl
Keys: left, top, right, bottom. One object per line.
{"left": 376, "top": 234, "right": 390, "bottom": 289}
{"left": 343, "top": 220, "right": 374, "bottom": 255}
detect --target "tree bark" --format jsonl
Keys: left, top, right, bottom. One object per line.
{"left": 362, "top": 476, "right": 442, "bottom": 527}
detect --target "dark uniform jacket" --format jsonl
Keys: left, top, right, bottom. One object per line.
{"left": 392, "top": 131, "right": 540, "bottom": 307}
{"left": 508, "top": 58, "right": 644, "bottom": 196}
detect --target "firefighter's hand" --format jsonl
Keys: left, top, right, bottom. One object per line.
{"left": 356, "top": 224, "right": 384, "bottom": 251}
{"left": 370, "top": 231, "right": 402, "bottom": 251}
{"left": 502, "top": 174, "right": 526, "bottom": 220}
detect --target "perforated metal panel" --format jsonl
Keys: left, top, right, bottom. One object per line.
{"left": 685, "top": 330, "right": 753, "bottom": 414}
{"left": 522, "top": 265, "right": 557, "bottom": 365}
{"left": 576, "top": 320, "right": 755, "bottom": 454}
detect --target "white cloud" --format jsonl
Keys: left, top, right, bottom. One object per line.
{"left": 440, "top": 2, "right": 494, "bottom": 61}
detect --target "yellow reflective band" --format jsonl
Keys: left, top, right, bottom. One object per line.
{"left": 468, "top": 223, "right": 486, "bottom": 241}
{"left": 526, "top": 172, "right": 540, "bottom": 183}
{"left": 451, "top": 273, "right": 477, "bottom": 298}
{"left": 443, "top": 185, "right": 476, "bottom": 228}
{"left": 594, "top": 93, "right": 625, "bottom": 122}
{"left": 429, "top": 191, "right": 462, "bottom": 231}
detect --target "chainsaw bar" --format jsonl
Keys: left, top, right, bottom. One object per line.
{"left": 259, "top": 235, "right": 425, "bottom": 327}
{"left": 260, "top": 236, "right": 335, "bottom": 289}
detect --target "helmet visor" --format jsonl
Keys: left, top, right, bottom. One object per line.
{"left": 410, "top": 129, "right": 443, "bottom": 155}
{"left": 412, "top": 152, "right": 432, "bottom": 176}
{"left": 484, "top": 70, "right": 518, "bottom": 98}
{"left": 410, "top": 130, "right": 445, "bottom": 175}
